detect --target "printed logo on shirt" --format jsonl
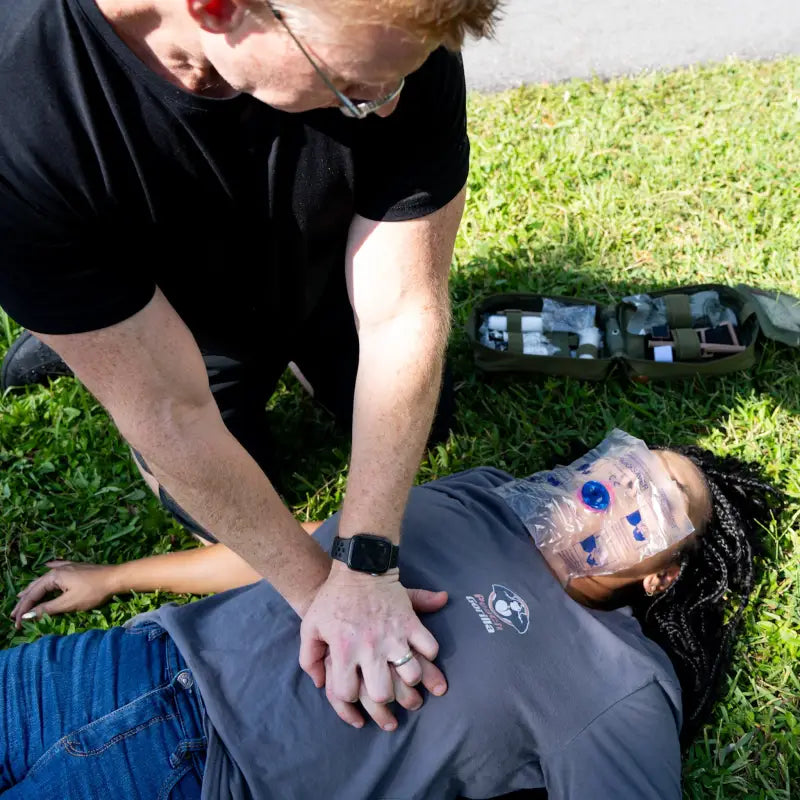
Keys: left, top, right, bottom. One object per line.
{"left": 465, "top": 584, "right": 530, "bottom": 634}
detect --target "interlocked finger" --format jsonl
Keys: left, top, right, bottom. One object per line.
{"left": 325, "top": 642, "right": 362, "bottom": 704}
{"left": 359, "top": 689, "right": 398, "bottom": 732}
{"left": 323, "top": 654, "right": 364, "bottom": 728}
{"left": 391, "top": 667, "right": 423, "bottom": 712}
{"left": 389, "top": 649, "right": 422, "bottom": 688}
{"left": 360, "top": 652, "right": 396, "bottom": 705}
{"left": 417, "top": 652, "right": 448, "bottom": 697}
{"left": 326, "top": 684, "right": 366, "bottom": 729}
{"left": 358, "top": 665, "right": 422, "bottom": 731}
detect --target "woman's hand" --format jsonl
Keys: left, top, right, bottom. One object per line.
{"left": 10, "top": 561, "right": 120, "bottom": 628}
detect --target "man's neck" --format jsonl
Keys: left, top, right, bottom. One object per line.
{"left": 93, "top": 0, "right": 235, "bottom": 96}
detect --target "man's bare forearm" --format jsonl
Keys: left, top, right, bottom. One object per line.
{"left": 34, "top": 291, "right": 331, "bottom": 617}
{"left": 337, "top": 306, "right": 449, "bottom": 543}
{"left": 131, "top": 412, "right": 331, "bottom": 615}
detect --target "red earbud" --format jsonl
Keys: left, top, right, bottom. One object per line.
{"left": 204, "top": 0, "right": 226, "bottom": 17}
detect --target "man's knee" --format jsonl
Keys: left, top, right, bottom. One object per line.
{"left": 131, "top": 447, "right": 160, "bottom": 495}
{"left": 129, "top": 448, "right": 219, "bottom": 544}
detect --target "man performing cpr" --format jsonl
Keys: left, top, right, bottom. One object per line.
{"left": 0, "top": 0, "right": 500, "bottom": 725}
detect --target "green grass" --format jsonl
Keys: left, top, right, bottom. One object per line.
{"left": 2, "top": 57, "right": 800, "bottom": 796}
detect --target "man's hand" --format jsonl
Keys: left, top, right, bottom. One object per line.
{"left": 10, "top": 561, "right": 119, "bottom": 628}
{"left": 299, "top": 566, "right": 448, "bottom": 729}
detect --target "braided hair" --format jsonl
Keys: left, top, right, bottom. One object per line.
{"left": 632, "top": 445, "right": 783, "bottom": 747}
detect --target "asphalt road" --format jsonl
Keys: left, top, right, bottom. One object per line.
{"left": 462, "top": 0, "right": 800, "bottom": 91}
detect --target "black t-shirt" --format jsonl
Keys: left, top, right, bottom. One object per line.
{"left": 0, "top": 0, "right": 469, "bottom": 345}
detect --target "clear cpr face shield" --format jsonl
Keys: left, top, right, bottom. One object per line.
{"left": 493, "top": 429, "right": 695, "bottom": 585}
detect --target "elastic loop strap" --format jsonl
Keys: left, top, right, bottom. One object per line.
{"left": 673, "top": 328, "right": 701, "bottom": 360}
{"left": 663, "top": 294, "right": 692, "bottom": 327}
{"left": 507, "top": 331, "right": 524, "bottom": 354}
{"left": 505, "top": 310, "right": 523, "bottom": 335}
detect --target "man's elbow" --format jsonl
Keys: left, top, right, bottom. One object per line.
{"left": 114, "top": 394, "right": 221, "bottom": 460}
{"left": 405, "top": 301, "right": 452, "bottom": 355}
{"left": 361, "top": 304, "right": 450, "bottom": 356}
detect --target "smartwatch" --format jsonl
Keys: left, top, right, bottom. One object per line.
{"left": 330, "top": 534, "right": 399, "bottom": 574}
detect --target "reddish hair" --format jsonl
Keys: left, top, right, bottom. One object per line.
{"left": 272, "top": 0, "right": 503, "bottom": 48}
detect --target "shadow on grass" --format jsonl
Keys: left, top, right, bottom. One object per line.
{"left": 264, "top": 239, "right": 799, "bottom": 505}
{"left": 447, "top": 244, "right": 800, "bottom": 448}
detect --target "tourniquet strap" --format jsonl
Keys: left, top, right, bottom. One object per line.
{"left": 505, "top": 309, "right": 524, "bottom": 354}
{"left": 663, "top": 294, "right": 692, "bottom": 328}
{"left": 673, "top": 327, "right": 701, "bottom": 360}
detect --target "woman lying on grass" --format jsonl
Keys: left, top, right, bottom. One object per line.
{"left": 3, "top": 431, "right": 780, "bottom": 800}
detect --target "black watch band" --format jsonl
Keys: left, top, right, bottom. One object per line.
{"left": 331, "top": 534, "right": 399, "bottom": 574}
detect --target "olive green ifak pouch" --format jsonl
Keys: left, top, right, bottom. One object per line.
{"left": 466, "top": 284, "right": 800, "bottom": 382}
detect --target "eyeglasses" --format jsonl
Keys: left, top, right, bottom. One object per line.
{"left": 267, "top": 5, "right": 405, "bottom": 119}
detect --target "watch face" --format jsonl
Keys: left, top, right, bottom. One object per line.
{"left": 350, "top": 536, "right": 393, "bottom": 573}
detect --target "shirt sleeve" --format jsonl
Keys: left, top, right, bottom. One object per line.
{"left": 541, "top": 682, "right": 683, "bottom": 800}
{"left": 0, "top": 180, "right": 156, "bottom": 335}
{"left": 353, "top": 47, "right": 470, "bottom": 222}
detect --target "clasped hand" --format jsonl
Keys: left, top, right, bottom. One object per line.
{"left": 299, "top": 562, "right": 448, "bottom": 730}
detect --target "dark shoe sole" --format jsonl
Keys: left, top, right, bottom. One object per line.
{"left": 1, "top": 330, "right": 73, "bottom": 391}
{"left": 1, "top": 330, "right": 32, "bottom": 391}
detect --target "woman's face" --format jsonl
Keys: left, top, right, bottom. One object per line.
{"left": 568, "top": 450, "right": 710, "bottom": 538}
{"left": 564, "top": 450, "right": 712, "bottom": 606}
{"left": 609, "top": 450, "right": 712, "bottom": 580}
{"left": 496, "top": 431, "right": 703, "bottom": 585}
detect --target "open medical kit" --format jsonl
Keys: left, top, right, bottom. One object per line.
{"left": 467, "top": 284, "right": 800, "bottom": 381}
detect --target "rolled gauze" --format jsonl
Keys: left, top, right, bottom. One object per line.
{"left": 487, "top": 313, "right": 543, "bottom": 333}
{"left": 577, "top": 327, "right": 600, "bottom": 359}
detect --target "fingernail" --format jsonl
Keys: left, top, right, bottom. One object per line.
{"left": 410, "top": 702, "right": 422, "bottom": 711}
{"left": 432, "top": 684, "right": 445, "bottom": 696}
{"left": 350, "top": 721, "right": 363, "bottom": 729}
{"left": 21, "top": 612, "right": 37, "bottom": 620}
{"left": 383, "top": 723, "right": 396, "bottom": 732}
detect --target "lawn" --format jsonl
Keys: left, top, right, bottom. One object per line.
{"left": 2, "top": 57, "right": 799, "bottom": 797}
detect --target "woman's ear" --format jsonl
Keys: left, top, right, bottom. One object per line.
{"left": 643, "top": 563, "right": 681, "bottom": 596}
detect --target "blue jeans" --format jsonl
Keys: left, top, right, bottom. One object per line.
{"left": 0, "top": 623, "right": 206, "bottom": 798}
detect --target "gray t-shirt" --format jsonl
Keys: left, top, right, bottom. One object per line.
{"left": 140, "top": 468, "right": 683, "bottom": 799}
